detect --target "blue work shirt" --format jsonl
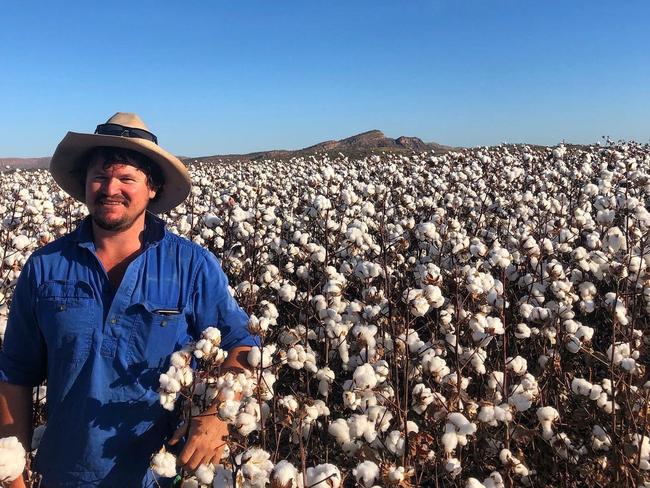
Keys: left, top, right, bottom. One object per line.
{"left": 0, "top": 212, "right": 258, "bottom": 487}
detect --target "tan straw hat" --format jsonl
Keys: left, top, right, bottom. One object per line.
{"left": 49, "top": 112, "right": 191, "bottom": 214}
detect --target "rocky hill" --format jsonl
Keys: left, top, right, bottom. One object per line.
{"left": 193, "top": 130, "right": 452, "bottom": 163}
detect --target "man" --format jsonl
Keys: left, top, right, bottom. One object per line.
{"left": 0, "top": 113, "right": 258, "bottom": 486}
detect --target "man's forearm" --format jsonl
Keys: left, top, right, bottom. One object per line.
{"left": 0, "top": 381, "right": 33, "bottom": 449}
{"left": 0, "top": 381, "right": 32, "bottom": 488}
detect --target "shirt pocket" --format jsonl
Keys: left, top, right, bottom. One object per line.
{"left": 128, "top": 301, "right": 187, "bottom": 369}
{"left": 36, "top": 280, "right": 96, "bottom": 362}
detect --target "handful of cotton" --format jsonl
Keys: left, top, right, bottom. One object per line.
{"left": 194, "top": 327, "right": 228, "bottom": 365}
{"left": 0, "top": 436, "right": 26, "bottom": 483}
{"left": 151, "top": 448, "right": 176, "bottom": 478}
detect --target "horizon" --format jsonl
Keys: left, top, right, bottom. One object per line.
{"left": 0, "top": 127, "right": 637, "bottom": 161}
{"left": 1, "top": 0, "right": 649, "bottom": 158}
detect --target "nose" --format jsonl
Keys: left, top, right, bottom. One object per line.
{"left": 102, "top": 177, "right": 122, "bottom": 196}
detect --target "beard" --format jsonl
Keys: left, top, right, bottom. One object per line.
{"left": 91, "top": 198, "right": 145, "bottom": 232}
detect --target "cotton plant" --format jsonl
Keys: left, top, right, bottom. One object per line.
{"left": 3, "top": 142, "right": 650, "bottom": 486}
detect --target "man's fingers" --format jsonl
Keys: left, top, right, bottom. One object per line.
{"left": 179, "top": 445, "right": 195, "bottom": 466}
{"left": 186, "top": 449, "right": 205, "bottom": 471}
{"left": 168, "top": 421, "right": 188, "bottom": 446}
{"left": 209, "top": 449, "right": 223, "bottom": 466}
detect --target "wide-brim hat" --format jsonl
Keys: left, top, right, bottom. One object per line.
{"left": 49, "top": 112, "right": 191, "bottom": 214}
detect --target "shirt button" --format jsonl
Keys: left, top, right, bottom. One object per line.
{"left": 58, "top": 304, "right": 66, "bottom": 311}
{"left": 111, "top": 317, "right": 117, "bottom": 324}
{"left": 161, "top": 320, "right": 168, "bottom": 327}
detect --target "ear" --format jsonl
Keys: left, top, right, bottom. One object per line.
{"left": 148, "top": 187, "right": 157, "bottom": 200}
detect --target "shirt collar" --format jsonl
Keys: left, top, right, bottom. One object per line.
{"left": 73, "top": 211, "right": 167, "bottom": 250}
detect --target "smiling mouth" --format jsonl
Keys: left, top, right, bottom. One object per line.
{"left": 97, "top": 199, "right": 128, "bottom": 206}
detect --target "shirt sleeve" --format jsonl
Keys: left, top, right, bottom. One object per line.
{"left": 191, "top": 252, "right": 260, "bottom": 351}
{"left": 0, "top": 258, "right": 47, "bottom": 386}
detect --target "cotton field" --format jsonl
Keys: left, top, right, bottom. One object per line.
{"left": 1, "top": 141, "right": 650, "bottom": 487}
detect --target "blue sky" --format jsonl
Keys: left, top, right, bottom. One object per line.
{"left": 1, "top": 0, "right": 648, "bottom": 157}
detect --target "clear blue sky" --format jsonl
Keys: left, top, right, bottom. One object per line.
{"left": 1, "top": 0, "right": 649, "bottom": 157}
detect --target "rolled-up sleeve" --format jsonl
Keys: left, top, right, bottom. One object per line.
{"left": 0, "top": 259, "right": 46, "bottom": 386}
{"left": 191, "top": 252, "right": 260, "bottom": 351}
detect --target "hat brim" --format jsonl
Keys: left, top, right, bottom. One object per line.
{"left": 49, "top": 132, "right": 191, "bottom": 214}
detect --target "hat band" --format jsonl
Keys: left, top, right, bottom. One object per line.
{"left": 95, "top": 123, "right": 158, "bottom": 145}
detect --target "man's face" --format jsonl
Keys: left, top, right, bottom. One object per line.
{"left": 85, "top": 156, "right": 157, "bottom": 232}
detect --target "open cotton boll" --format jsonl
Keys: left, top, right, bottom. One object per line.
{"left": 238, "top": 448, "right": 274, "bottom": 488}
{"left": 193, "top": 464, "right": 215, "bottom": 485}
{"left": 506, "top": 356, "right": 527, "bottom": 375}
{"left": 385, "top": 430, "right": 405, "bottom": 456}
{"left": 11, "top": 234, "right": 30, "bottom": 251}
{"left": 169, "top": 348, "right": 193, "bottom": 369}
{"left": 442, "top": 412, "right": 477, "bottom": 453}
{"left": 445, "top": 457, "right": 462, "bottom": 477}
{"left": 353, "top": 460, "right": 379, "bottom": 487}
{"left": 591, "top": 425, "right": 612, "bottom": 451}
{"left": 279, "top": 282, "right": 297, "bottom": 302}
{"left": 328, "top": 418, "right": 351, "bottom": 444}
{"left": 466, "top": 478, "right": 486, "bottom": 488}
{"left": 212, "top": 464, "right": 235, "bottom": 488}
{"left": 571, "top": 377, "right": 593, "bottom": 396}
{"left": 0, "top": 436, "right": 26, "bottom": 483}
{"left": 271, "top": 460, "right": 303, "bottom": 488}
{"left": 387, "top": 465, "right": 408, "bottom": 483}
{"left": 151, "top": 448, "right": 176, "bottom": 478}
{"left": 537, "top": 406, "right": 559, "bottom": 439}
{"left": 411, "top": 383, "right": 435, "bottom": 414}
{"left": 247, "top": 344, "right": 276, "bottom": 369}
{"left": 306, "top": 464, "right": 342, "bottom": 488}
{"left": 499, "top": 449, "right": 529, "bottom": 476}
{"left": 420, "top": 350, "right": 450, "bottom": 380}
{"left": 353, "top": 363, "right": 378, "bottom": 390}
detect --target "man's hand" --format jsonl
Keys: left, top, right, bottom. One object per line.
{"left": 168, "top": 411, "right": 229, "bottom": 471}
{"left": 8, "top": 475, "right": 27, "bottom": 488}
{"left": 167, "top": 345, "right": 252, "bottom": 472}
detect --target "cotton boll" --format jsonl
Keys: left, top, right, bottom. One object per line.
{"left": 194, "top": 464, "right": 215, "bottom": 485}
{"left": 466, "top": 478, "right": 486, "bottom": 488}
{"left": 151, "top": 449, "right": 176, "bottom": 478}
{"left": 385, "top": 430, "right": 405, "bottom": 456}
{"left": 353, "top": 363, "right": 378, "bottom": 390}
{"left": 445, "top": 457, "right": 462, "bottom": 477}
{"left": 506, "top": 356, "right": 527, "bottom": 375}
{"left": 591, "top": 425, "right": 612, "bottom": 451}
{"left": 316, "top": 367, "right": 336, "bottom": 396}
{"left": 11, "top": 235, "right": 30, "bottom": 251}
{"left": 537, "top": 406, "right": 559, "bottom": 439}
{"left": 305, "top": 464, "right": 342, "bottom": 488}
{"left": 279, "top": 282, "right": 297, "bottom": 302}
{"left": 328, "top": 419, "right": 351, "bottom": 445}
{"left": 499, "top": 449, "right": 529, "bottom": 477}
{"left": 571, "top": 378, "right": 593, "bottom": 397}
{"left": 238, "top": 448, "right": 274, "bottom": 488}
{"left": 248, "top": 344, "right": 277, "bottom": 369}
{"left": 514, "top": 323, "right": 531, "bottom": 339}
{"left": 443, "top": 413, "right": 477, "bottom": 454}
{"left": 271, "top": 460, "right": 303, "bottom": 488}
{"left": 353, "top": 460, "right": 379, "bottom": 487}
{"left": 387, "top": 465, "right": 408, "bottom": 483}
{"left": 0, "top": 436, "right": 26, "bottom": 483}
